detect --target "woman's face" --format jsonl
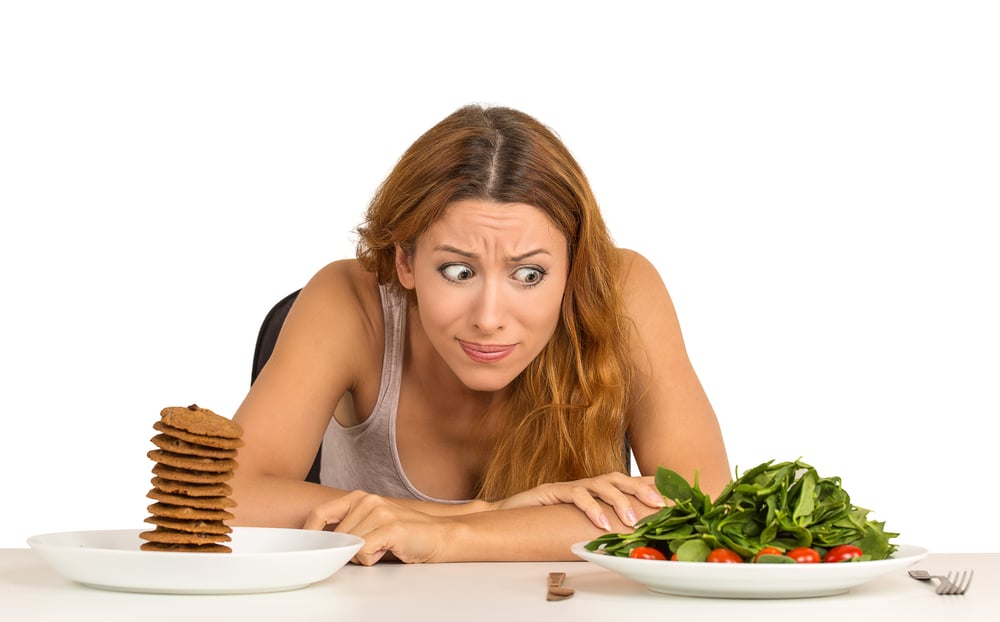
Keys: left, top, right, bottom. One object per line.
{"left": 396, "top": 199, "right": 569, "bottom": 392}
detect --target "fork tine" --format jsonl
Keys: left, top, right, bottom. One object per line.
{"left": 934, "top": 573, "right": 953, "bottom": 594}
{"left": 942, "top": 571, "right": 973, "bottom": 595}
{"left": 947, "top": 571, "right": 962, "bottom": 595}
{"left": 944, "top": 572, "right": 959, "bottom": 595}
{"left": 942, "top": 570, "right": 961, "bottom": 595}
{"left": 956, "top": 570, "right": 974, "bottom": 595}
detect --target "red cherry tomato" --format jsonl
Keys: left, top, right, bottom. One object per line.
{"left": 824, "top": 544, "right": 863, "bottom": 563}
{"left": 670, "top": 552, "right": 678, "bottom": 561}
{"left": 629, "top": 546, "right": 667, "bottom": 560}
{"left": 786, "top": 547, "right": 822, "bottom": 563}
{"left": 753, "top": 546, "right": 783, "bottom": 562}
{"left": 706, "top": 547, "right": 743, "bottom": 563}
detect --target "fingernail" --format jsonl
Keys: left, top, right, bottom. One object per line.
{"left": 599, "top": 514, "right": 611, "bottom": 531}
{"left": 625, "top": 509, "right": 637, "bottom": 526}
{"left": 647, "top": 491, "right": 666, "bottom": 506}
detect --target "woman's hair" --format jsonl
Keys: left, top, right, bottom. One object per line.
{"left": 356, "top": 105, "right": 633, "bottom": 500}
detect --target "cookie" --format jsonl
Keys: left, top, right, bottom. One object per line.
{"left": 151, "top": 463, "right": 234, "bottom": 484}
{"left": 150, "top": 433, "right": 238, "bottom": 459}
{"left": 151, "top": 477, "right": 233, "bottom": 498}
{"left": 147, "top": 449, "right": 238, "bottom": 473}
{"left": 147, "top": 488, "right": 237, "bottom": 509}
{"left": 143, "top": 404, "right": 243, "bottom": 553}
{"left": 160, "top": 404, "right": 243, "bottom": 439}
{"left": 144, "top": 515, "right": 233, "bottom": 534}
{"left": 153, "top": 421, "right": 245, "bottom": 450}
{"left": 146, "top": 502, "right": 234, "bottom": 522}
{"left": 140, "top": 541, "right": 232, "bottom": 553}
{"left": 139, "top": 526, "right": 232, "bottom": 544}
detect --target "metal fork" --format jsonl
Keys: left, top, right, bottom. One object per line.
{"left": 908, "top": 569, "right": 974, "bottom": 595}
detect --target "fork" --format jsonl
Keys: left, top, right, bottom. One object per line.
{"left": 908, "top": 569, "right": 974, "bottom": 595}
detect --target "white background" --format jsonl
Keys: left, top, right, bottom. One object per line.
{"left": 1, "top": 1, "right": 997, "bottom": 552}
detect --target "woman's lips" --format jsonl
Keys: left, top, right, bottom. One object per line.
{"left": 458, "top": 340, "right": 516, "bottom": 363}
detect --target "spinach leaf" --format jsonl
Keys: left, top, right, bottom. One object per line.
{"left": 585, "top": 459, "right": 899, "bottom": 562}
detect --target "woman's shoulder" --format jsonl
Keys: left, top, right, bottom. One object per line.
{"left": 294, "top": 259, "right": 385, "bottom": 339}
{"left": 307, "top": 258, "right": 380, "bottom": 296}
{"left": 614, "top": 248, "right": 662, "bottom": 286}
{"left": 613, "top": 248, "right": 676, "bottom": 319}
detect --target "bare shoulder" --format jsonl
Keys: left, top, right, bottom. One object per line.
{"left": 615, "top": 248, "right": 674, "bottom": 313}
{"left": 274, "top": 259, "right": 384, "bottom": 372}
{"left": 617, "top": 247, "right": 659, "bottom": 278}
{"left": 614, "top": 248, "right": 687, "bottom": 377}
{"left": 300, "top": 259, "right": 381, "bottom": 322}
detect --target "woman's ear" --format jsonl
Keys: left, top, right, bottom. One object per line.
{"left": 395, "top": 243, "right": 416, "bottom": 290}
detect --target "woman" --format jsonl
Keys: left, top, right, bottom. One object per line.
{"left": 231, "top": 105, "right": 729, "bottom": 564}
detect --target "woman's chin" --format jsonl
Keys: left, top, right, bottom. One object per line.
{"left": 455, "top": 368, "right": 520, "bottom": 394}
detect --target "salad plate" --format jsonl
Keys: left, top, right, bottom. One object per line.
{"left": 28, "top": 527, "right": 363, "bottom": 594}
{"left": 572, "top": 542, "right": 928, "bottom": 599}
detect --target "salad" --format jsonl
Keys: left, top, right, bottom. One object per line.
{"left": 586, "top": 459, "right": 898, "bottom": 563}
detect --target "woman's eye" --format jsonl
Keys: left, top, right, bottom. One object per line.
{"left": 512, "top": 266, "right": 545, "bottom": 286}
{"left": 440, "top": 263, "right": 475, "bottom": 282}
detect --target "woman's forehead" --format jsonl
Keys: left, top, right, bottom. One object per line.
{"left": 419, "top": 200, "right": 567, "bottom": 254}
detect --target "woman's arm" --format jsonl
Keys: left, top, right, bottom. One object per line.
{"left": 230, "top": 261, "right": 388, "bottom": 526}
{"left": 618, "top": 249, "right": 731, "bottom": 497}
{"left": 303, "top": 491, "right": 650, "bottom": 564}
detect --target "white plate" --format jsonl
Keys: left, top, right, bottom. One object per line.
{"left": 28, "top": 527, "right": 364, "bottom": 594}
{"left": 572, "top": 542, "right": 928, "bottom": 599}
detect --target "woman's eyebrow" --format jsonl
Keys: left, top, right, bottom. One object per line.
{"left": 433, "top": 244, "right": 477, "bottom": 259}
{"left": 433, "top": 245, "right": 550, "bottom": 263}
{"left": 508, "top": 249, "right": 550, "bottom": 262}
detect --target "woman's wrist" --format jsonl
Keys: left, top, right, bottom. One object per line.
{"left": 411, "top": 498, "right": 493, "bottom": 517}
{"left": 461, "top": 498, "right": 495, "bottom": 514}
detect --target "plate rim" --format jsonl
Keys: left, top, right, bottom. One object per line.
{"left": 27, "top": 526, "right": 364, "bottom": 594}
{"left": 571, "top": 541, "right": 928, "bottom": 599}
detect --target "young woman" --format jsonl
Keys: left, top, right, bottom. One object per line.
{"left": 230, "top": 105, "right": 729, "bottom": 564}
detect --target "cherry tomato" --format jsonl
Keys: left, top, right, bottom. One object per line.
{"left": 629, "top": 546, "right": 667, "bottom": 561}
{"left": 753, "top": 546, "right": 783, "bottom": 562}
{"left": 706, "top": 547, "right": 743, "bottom": 563}
{"left": 824, "top": 544, "right": 863, "bottom": 563}
{"left": 786, "top": 547, "right": 822, "bottom": 563}
{"left": 670, "top": 552, "right": 678, "bottom": 561}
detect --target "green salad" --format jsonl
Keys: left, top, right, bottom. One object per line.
{"left": 586, "top": 459, "right": 898, "bottom": 563}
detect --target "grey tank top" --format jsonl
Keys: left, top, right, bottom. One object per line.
{"left": 319, "top": 284, "right": 467, "bottom": 504}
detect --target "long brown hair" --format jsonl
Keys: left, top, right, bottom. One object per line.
{"left": 356, "top": 105, "right": 633, "bottom": 500}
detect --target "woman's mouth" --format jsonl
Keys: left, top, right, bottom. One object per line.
{"left": 458, "top": 340, "right": 516, "bottom": 363}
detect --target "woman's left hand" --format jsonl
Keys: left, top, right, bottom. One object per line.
{"left": 490, "top": 472, "right": 664, "bottom": 531}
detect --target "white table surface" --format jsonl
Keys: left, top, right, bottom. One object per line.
{"left": 1, "top": 548, "right": 996, "bottom": 621}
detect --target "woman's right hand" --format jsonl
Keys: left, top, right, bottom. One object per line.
{"left": 303, "top": 490, "right": 454, "bottom": 565}
{"left": 489, "top": 472, "right": 665, "bottom": 531}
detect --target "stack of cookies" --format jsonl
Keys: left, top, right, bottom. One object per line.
{"left": 140, "top": 404, "right": 244, "bottom": 553}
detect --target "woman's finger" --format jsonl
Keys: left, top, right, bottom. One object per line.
{"left": 564, "top": 486, "right": 611, "bottom": 530}
{"left": 612, "top": 474, "right": 664, "bottom": 508}
{"left": 593, "top": 473, "right": 664, "bottom": 508}
{"left": 562, "top": 480, "right": 637, "bottom": 528}
{"left": 562, "top": 474, "right": 664, "bottom": 528}
{"left": 302, "top": 489, "right": 371, "bottom": 531}
{"left": 302, "top": 492, "right": 445, "bottom": 564}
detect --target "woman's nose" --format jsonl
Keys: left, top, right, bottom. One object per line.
{"left": 471, "top": 280, "right": 506, "bottom": 333}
